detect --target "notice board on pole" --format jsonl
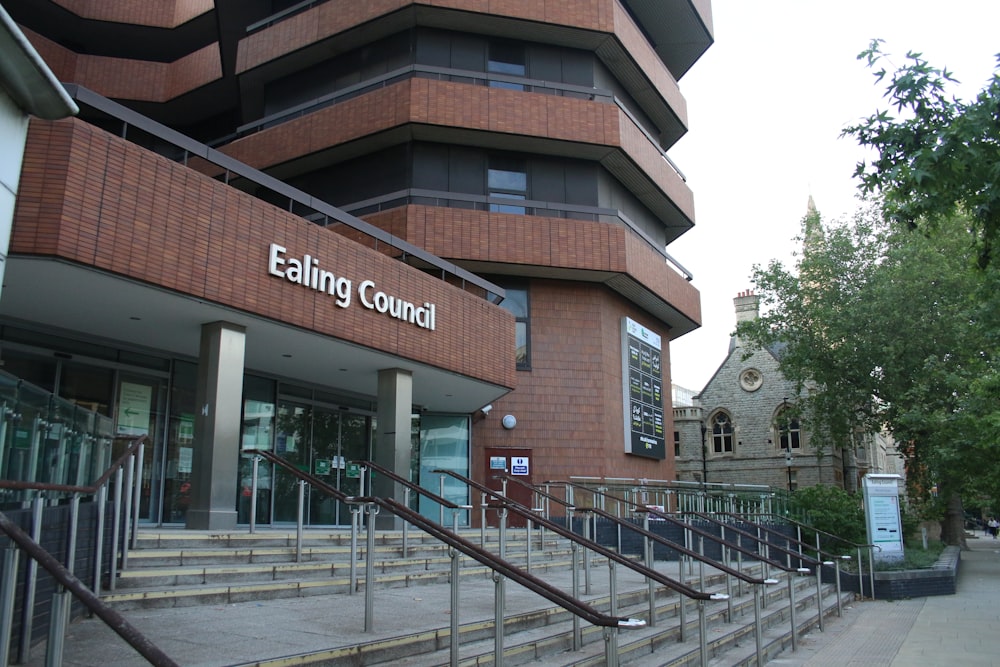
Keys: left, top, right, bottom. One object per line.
{"left": 621, "top": 317, "right": 665, "bottom": 459}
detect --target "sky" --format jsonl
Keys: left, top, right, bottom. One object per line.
{"left": 666, "top": 0, "right": 1000, "bottom": 393}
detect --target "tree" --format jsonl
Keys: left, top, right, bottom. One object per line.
{"left": 843, "top": 41, "right": 1000, "bottom": 270}
{"left": 739, "top": 205, "right": 992, "bottom": 546}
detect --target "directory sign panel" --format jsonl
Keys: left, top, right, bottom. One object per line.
{"left": 622, "top": 318, "right": 665, "bottom": 459}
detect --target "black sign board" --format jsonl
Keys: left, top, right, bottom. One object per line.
{"left": 622, "top": 318, "right": 665, "bottom": 459}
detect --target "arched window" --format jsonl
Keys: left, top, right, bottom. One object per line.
{"left": 711, "top": 412, "right": 734, "bottom": 454}
{"left": 777, "top": 412, "right": 801, "bottom": 450}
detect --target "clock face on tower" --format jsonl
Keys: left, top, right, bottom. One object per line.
{"left": 739, "top": 368, "right": 763, "bottom": 392}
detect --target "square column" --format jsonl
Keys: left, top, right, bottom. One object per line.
{"left": 374, "top": 368, "right": 412, "bottom": 529}
{"left": 186, "top": 321, "right": 246, "bottom": 530}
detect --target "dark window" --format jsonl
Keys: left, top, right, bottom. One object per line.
{"left": 712, "top": 412, "right": 734, "bottom": 454}
{"left": 498, "top": 285, "right": 530, "bottom": 369}
{"left": 488, "top": 40, "right": 526, "bottom": 90}
{"left": 673, "top": 431, "right": 681, "bottom": 458}
{"left": 778, "top": 415, "right": 801, "bottom": 450}
{"left": 488, "top": 156, "right": 528, "bottom": 214}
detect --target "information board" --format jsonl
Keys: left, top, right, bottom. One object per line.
{"left": 622, "top": 318, "right": 665, "bottom": 459}
{"left": 862, "top": 474, "right": 905, "bottom": 563}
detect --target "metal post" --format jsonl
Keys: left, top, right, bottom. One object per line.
{"left": 108, "top": 467, "right": 123, "bottom": 592}
{"left": 582, "top": 513, "right": 592, "bottom": 595}
{"left": 402, "top": 488, "right": 410, "bottom": 558}
{"left": 835, "top": 558, "right": 845, "bottom": 616}
{"left": 449, "top": 548, "right": 460, "bottom": 667}
{"left": 856, "top": 547, "right": 864, "bottom": 597}
{"left": 525, "top": 516, "right": 532, "bottom": 573}
{"left": 19, "top": 496, "right": 44, "bottom": 662}
{"left": 439, "top": 475, "right": 446, "bottom": 526}
{"left": 816, "top": 562, "right": 826, "bottom": 632}
{"left": 643, "top": 514, "right": 655, "bottom": 627}
{"left": 678, "top": 543, "right": 686, "bottom": 642}
{"left": 608, "top": 560, "right": 618, "bottom": 618}
{"left": 1, "top": 547, "right": 19, "bottom": 667}
{"left": 364, "top": 503, "right": 378, "bottom": 632}
{"left": 753, "top": 585, "right": 764, "bottom": 667}
{"left": 604, "top": 626, "right": 619, "bottom": 667}
{"left": 570, "top": 542, "right": 581, "bottom": 650}
{"left": 249, "top": 455, "right": 260, "bottom": 534}
{"left": 349, "top": 505, "right": 360, "bottom": 595}
{"left": 720, "top": 526, "right": 732, "bottom": 622}
{"left": 787, "top": 574, "right": 798, "bottom": 651}
{"left": 121, "top": 453, "right": 135, "bottom": 571}
{"left": 493, "top": 571, "right": 505, "bottom": 667}
{"left": 480, "top": 492, "right": 487, "bottom": 548}
{"left": 45, "top": 590, "right": 71, "bottom": 667}
{"left": 93, "top": 484, "right": 107, "bottom": 599}
{"left": 130, "top": 444, "right": 144, "bottom": 551}
{"left": 295, "top": 480, "right": 305, "bottom": 563}
{"left": 697, "top": 600, "right": 708, "bottom": 667}
{"left": 868, "top": 548, "right": 876, "bottom": 600}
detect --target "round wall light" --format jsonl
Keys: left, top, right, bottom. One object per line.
{"left": 501, "top": 414, "right": 517, "bottom": 430}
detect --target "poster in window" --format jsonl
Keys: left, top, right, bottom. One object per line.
{"left": 621, "top": 318, "right": 665, "bottom": 459}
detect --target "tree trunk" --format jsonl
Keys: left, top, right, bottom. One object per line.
{"left": 941, "top": 491, "right": 967, "bottom": 548}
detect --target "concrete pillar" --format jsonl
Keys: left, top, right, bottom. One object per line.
{"left": 374, "top": 368, "right": 412, "bottom": 528}
{"left": 187, "top": 321, "right": 245, "bottom": 530}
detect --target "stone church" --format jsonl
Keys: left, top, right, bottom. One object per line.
{"left": 674, "top": 290, "right": 901, "bottom": 493}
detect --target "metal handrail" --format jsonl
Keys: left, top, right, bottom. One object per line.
{"left": 436, "top": 469, "right": 721, "bottom": 602}
{"left": 0, "top": 512, "right": 178, "bottom": 667}
{"left": 0, "top": 435, "right": 146, "bottom": 495}
{"left": 498, "top": 473, "right": 773, "bottom": 586}
{"left": 0, "top": 435, "right": 160, "bottom": 665}
{"left": 249, "top": 450, "right": 640, "bottom": 628}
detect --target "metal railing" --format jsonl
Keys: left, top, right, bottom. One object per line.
{"left": 545, "top": 478, "right": 843, "bottom": 657}
{"left": 248, "top": 450, "right": 645, "bottom": 667}
{"left": 498, "top": 473, "right": 779, "bottom": 665}
{"left": 436, "top": 469, "right": 730, "bottom": 667}
{"left": 0, "top": 435, "right": 165, "bottom": 666}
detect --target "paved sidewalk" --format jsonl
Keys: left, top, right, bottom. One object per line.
{"left": 771, "top": 535, "right": 1000, "bottom": 666}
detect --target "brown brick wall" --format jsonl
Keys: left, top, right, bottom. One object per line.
{"left": 50, "top": 0, "right": 212, "bottom": 26}
{"left": 21, "top": 29, "right": 222, "bottom": 102}
{"left": 471, "top": 281, "right": 676, "bottom": 484}
{"left": 13, "top": 118, "right": 515, "bottom": 391}
{"left": 237, "top": 0, "right": 664, "bottom": 106}
{"left": 378, "top": 204, "right": 700, "bottom": 325}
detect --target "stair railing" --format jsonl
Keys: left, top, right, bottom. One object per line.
{"left": 436, "top": 469, "right": 728, "bottom": 667}
{"left": 248, "top": 451, "right": 644, "bottom": 667}
{"left": 499, "top": 473, "right": 778, "bottom": 665}
{"left": 0, "top": 435, "right": 170, "bottom": 666}
{"left": 549, "top": 479, "right": 832, "bottom": 655}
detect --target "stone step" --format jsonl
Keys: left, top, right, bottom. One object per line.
{"left": 225, "top": 568, "right": 839, "bottom": 667}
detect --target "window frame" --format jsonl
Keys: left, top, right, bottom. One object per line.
{"left": 711, "top": 411, "right": 734, "bottom": 454}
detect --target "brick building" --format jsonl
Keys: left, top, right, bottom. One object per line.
{"left": 1, "top": 0, "right": 713, "bottom": 528}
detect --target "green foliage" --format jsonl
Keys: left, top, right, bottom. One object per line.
{"left": 740, "top": 45, "right": 1000, "bottom": 544}
{"left": 789, "top": 485, "right": 866, "bottom": 549}
{"left": 843, "top": 40, "right": 1000, "bottom": 269}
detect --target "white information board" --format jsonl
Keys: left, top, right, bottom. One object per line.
{"left": 862, "top": 474, "right": 904, "bottom": 563}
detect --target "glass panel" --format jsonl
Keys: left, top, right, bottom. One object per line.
{"left": 274, "top": 402, "right": 310, "bottom": 523}
{"left": 114, "top": 374, "right": 167, "bottom": 521}
{"left": 417, "top": 415, "right": 470, "bottom": 526}
{"left": 238, "top": 375, "right": 276, "bottom": 524}
{"left": 309, "top": 407, "right": 340, "bottom": 525}
{"left": 165, "top": 361, "right": 196, "bottom": 523}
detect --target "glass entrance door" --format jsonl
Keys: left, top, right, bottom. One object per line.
{"left": 272, "top": 401, "right": 371, "bottom": 526}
